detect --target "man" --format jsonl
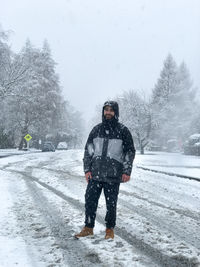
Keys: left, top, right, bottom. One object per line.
{"left": 75, "top": 101, "right": 135, "bottom": 239}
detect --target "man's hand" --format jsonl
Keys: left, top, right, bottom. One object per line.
{"left": 85, "top": 172, "right": 92, "bottom": 183}
{"left": 122, "top": 174, "right": 130, "bottom": 183}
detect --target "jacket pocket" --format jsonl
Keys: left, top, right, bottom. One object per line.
{"left": 105, "top": 159, "right": 123, "bottom": 178}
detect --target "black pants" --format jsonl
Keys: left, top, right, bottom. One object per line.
{"left": 85, "top": 179, "right": 120, "bottom": 229}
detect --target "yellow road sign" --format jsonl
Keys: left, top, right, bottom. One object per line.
{"left": 24, "top": 134, "right": 32, "bottom": 142}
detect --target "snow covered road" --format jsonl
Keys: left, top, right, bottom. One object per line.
{"left": 0, "top": 150, "right": 200, "bottom": 266}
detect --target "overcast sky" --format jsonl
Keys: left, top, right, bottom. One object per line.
{"left": 1, "top": 0, "right": 200, "bottom": 121}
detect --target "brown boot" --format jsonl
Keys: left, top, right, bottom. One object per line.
{"left": 105, "top": 228, "right": 114, "bottom": 239}
{"left": 74, "top": 226, "right": 94, "bottom": 239}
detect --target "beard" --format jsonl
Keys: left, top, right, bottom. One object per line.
{"left": 105, "top": 114, "right": 113, "bottom": 120}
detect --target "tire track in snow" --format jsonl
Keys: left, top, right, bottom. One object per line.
{"left": 27, "top": 165, "right": 200, "bottom": 222}
{"left": 25, "top": 181, "right": 101, "bottom": 267}
{"left": 120, "top": 189, "right": 200, "bottom": 222}
{"left": 30, "top": 165, "right": 200, "bottom": 257}
{"left": 118, "top": 197, "right": 200, "bottom": 250}
{"left": 10, "top": 168, "right": 102, "bottom": 267}
{"left": 25, "top": 162, "right": 200, "bottom": 219}
{"left": 5, "top": 167, "right": 200, "bottom": 267}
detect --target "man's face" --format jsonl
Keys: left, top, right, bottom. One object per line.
{"left": 104, "top": 106, "right": 115, "bottom": 120}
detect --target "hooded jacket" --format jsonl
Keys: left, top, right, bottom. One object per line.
{"left": 83, "top": 101, "right": 136, "bottom": 183}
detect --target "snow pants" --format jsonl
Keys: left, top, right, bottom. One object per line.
{"left": 84, "top": 179, "right": 120, "bottom": 229}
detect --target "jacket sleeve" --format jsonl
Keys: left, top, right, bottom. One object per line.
{"left": 122, "top": 127, "right": 136, "bottom": 176}
{"left": 83, "top": 127, "right": 95, "bottom": 173}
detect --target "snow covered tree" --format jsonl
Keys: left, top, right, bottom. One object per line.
{"left": 1, "top": 38, "right": 84, "bottom": 149}
{"left": 30, "top": 40, "right": 63, "bottom": 146}
{"left": 0, "top": 27, "right": 18, "bottom": 147}
{"left": 0, "top": 27, "right": 28, "bottom": 99}
{"left": 52, "top": 100, "right": 84, "bottom": 148}
{"left": 90, "top": 103, "right": 102, "bottom": 128}
{"left": 189, "top": 97, "right": 200, "bottom": 135}
{"left": 4, "top": 40, "right": 43, "bottom": 149}
{"left": 0, "top": 27, "right": 11, "bottom": 98}
{"left": 151, "top": 54, "right": 178, "bottom": 147}
{"left": 173, "top": 62, "right": 197, "bottom": 141}
{"left": 151, "top": 54, "right": 197, "bottom": 150}
{"left": 117, "top": 91, "right": 152, "bottom": 154}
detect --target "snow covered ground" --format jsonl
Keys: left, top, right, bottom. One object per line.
{"left": 0, "top": 148, "right": 40, "bottom": 158}
{"left": 136, "top": 151, "right": 200, "bottom": 179}
{"left": 0, "top": 150, "right": 200, "bottom": 266}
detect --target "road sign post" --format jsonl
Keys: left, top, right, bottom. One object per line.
{"left": 24, "top": 134, "right": 32, "bottom": 150}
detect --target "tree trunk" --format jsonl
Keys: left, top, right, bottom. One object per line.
{"left": 140, "top": 145, "right": 144, "bottom": 155}
{"left": 18, "top": 137, "right": 27, "bottom": 150}
{"left": 18, "top": 124, "right": 28, "bottom": 150}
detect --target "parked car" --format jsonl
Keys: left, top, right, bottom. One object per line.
{"left": 57, "top": 142, "right": 68, "bottom": 150}
{"left": 183, "top": 134, "right": 200, "bottom": 156}
{"left": 42, "top": 141, "right": 55, "bottom": 152}
{"left": 166, "top": 139, "right": 181, "bottom": 152}
{"left": 146, "top": 141, "right": 162, "bottom": 151}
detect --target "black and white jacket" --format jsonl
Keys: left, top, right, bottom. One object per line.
{"left": 83, "top": 120, "right": 136, "bottom": 183}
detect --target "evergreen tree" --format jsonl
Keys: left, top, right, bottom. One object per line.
{"left": 2, "top": 38, "right": 84, "bottom": 149}
{"left": 151, "top": 54, "right": 197, "bottom": 149}
{"left": 151, "top": 54, "right": 178, "bottom": 147}
{"left": 173, "top": 62, "right": 197, "bottom": 142}
{"left": 0, "top": 27, "right": 11, "bottom": 97}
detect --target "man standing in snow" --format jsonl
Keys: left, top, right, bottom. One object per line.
{"left": 75, "top": 101, "right": 135, "bottom": 239}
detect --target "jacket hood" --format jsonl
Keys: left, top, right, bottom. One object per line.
{"left": 102, "top": 101, "right": 119, "bottom": 122}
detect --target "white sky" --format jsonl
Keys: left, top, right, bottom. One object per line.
{"left": 1, "top": 0, "right": 200, "bottom": 121}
